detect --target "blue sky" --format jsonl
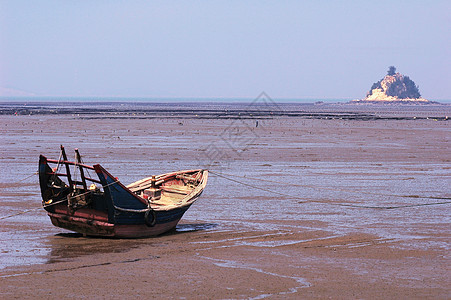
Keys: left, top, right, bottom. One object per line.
{"left": 0, "top": 1, "right": 450, "bottom": 100}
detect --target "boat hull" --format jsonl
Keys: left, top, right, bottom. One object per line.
{"left": 48, "top": 213, "right": 183, "bottom": 238}
{"left": 47, "top": 204, "right": 190, "bottom": 238}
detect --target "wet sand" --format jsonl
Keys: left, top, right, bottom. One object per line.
{"left": 0, "top": 103, "right": 450, "bottom": 299}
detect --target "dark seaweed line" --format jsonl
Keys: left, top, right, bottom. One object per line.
{"left": 2, "top": 106, "right": 448, "bottom": 121}
{"left": 0, "top": 255, "right": 160, "bottom": 278}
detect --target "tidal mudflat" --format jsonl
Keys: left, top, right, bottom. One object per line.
{"left": 1, "top": 102, "right": 450, "bottom": 298}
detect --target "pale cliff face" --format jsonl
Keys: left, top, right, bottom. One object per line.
{"left": 365, "top": 88, "right": 398, "bottom": 101}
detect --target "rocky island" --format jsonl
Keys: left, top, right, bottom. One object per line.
{"left": 352, "top": 66, "right": 435, "bottom": 104}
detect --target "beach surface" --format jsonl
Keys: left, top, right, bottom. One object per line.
{"left": 1, "top": 102, "right": 450, "bottom": 299}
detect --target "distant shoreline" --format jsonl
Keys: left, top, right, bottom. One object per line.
{"left": 350, "top": 99, "right": 443, "bottom": 105}
{"left": 1, "top": 101, "right": 450, "bottom": 120}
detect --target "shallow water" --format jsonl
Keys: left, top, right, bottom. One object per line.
{"left": 0, "top": 103, "right": 450, "bottom": 274}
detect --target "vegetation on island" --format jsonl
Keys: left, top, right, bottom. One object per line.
{"left": 387, "top": 65, "right": 396, "bottom": 76}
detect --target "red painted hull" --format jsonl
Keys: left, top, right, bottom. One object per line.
{"left": 48, "top": 211, "right": 181, "bottom": 238}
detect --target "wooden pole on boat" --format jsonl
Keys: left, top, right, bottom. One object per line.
{"left": 75, "top": 148, "right": 88, "bottom": 191}
{"left": 60, "top": 145, "right": 73, "bottom": 188}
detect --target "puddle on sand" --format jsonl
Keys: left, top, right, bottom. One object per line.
{"left": 0, "top": 230, "right": 50, "bottom": 270}
{"left": 174, "top": 223, "right": 218, "bottom": 233}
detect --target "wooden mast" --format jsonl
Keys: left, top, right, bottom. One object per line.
{"left": 75, "top": 148, "right": 88, "bottom": 191}
{"left": 60, "top": 145, "right": 73, "bottom": 189}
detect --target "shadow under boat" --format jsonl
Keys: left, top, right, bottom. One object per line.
{"left": 44, "top": 222, "right": 218, "bottom": 264}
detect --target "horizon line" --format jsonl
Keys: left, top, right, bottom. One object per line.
{"left": 0, "top": 96, "right": 450, "bottom": 103}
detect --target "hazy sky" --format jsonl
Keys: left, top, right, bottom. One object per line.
{"left": 1, "top": 1, "right": 450, "bottom": 100}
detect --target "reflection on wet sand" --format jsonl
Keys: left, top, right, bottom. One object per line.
{"left": 44, "top": 223, "right": 218, "bottom": 264}
{"left": 174, "top": 223, "right": 218, "bottom": 233}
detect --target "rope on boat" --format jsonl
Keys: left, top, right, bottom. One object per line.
{"left": 212, "top": 170, "right": 451, "bottom": 201}
{"left": 112, "top": 205, "right": 149, "bottom": 213}
{"left": 0, "top": 208, "right": 42, "bottom": 220}
{"left": 18, "top": 171, "right": 39, "bottom": 182}
{"left": 209, "top": 170, "right": 451, "bottom": 210}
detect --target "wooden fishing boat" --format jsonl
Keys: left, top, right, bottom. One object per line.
{"left": 39, "top": 146, "right": 208, "bottom": 238}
